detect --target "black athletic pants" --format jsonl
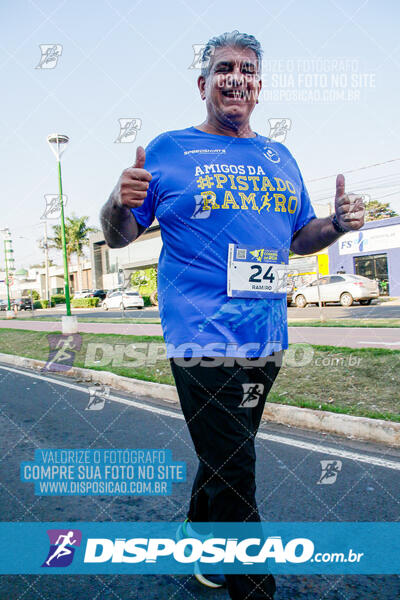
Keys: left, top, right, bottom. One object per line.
{"left": 170, "top": 353, "right": 282, "bottom": 600}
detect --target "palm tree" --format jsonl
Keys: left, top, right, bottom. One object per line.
{"left": 69, "top": 215, "right": 98, "bottom": 291}
{"left": 48, "top": 215, "right": 98, "bottom": 292}
{"left": 47, "top": 222, "right": 75, "bottom": 271}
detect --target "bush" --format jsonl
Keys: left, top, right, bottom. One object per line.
{"left": 34, "top": 300, "right": 53, "bottom": 308}
{"left": 142, "top": 295, "right": 152, "bottom": 307}
{"left": 25, "top": 290, "right": 40, "bottom": 301}
{"left": 51, "top": 294, "right": 66, "bottom": 305}
{"left": 131, "top": 266, "right": 158, "bottom": 297}
{"left": 71, "top": 297, "right": 99, "bottom": 308}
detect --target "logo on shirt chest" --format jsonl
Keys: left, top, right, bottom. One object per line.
{"left": 263, "top": 146, "right": 280, "bottom": 163}
{"left": 183, "top": 148, "right": 226, "bottom": 155}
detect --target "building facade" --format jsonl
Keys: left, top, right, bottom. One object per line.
{"left": 328, "top": 216, "right": 400, "bottom": 296}
{"left": 89, "top": 221, "right": 162, "bottom": 291}
{"left": 0, "top": 261, "right": 92, "bottom": 301}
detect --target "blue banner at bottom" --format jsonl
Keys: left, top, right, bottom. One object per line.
{"left": 0, "top": 522, "right": 399, "bottom": 574}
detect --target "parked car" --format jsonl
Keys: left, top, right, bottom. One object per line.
{"left": 102, "top": 290, "right": 144, "bottom": 310}
{"left": 0, "top": 299, "right": 7, "bottom": 311}
{"left": 88, "top": 289, "right": 107, "bottom": 301}
{"left": 286, "top": 282, "right": 294, "bottom": 306}
{"left": 11, "top": 297, "right": 33, "bottom": 311}
{"left": 105, "top": 288, "right": 120, "bottom": 298}
{"left": 293, "top": 274, "right": 379, "bottom": 308}
{"left": 72, "top": 289, "right": 91, "bottom": 299}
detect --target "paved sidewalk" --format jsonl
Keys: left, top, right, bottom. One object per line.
{"left": 1, "top": 320, "right": 399, "bottom": 349}
{"left": 288, "top": 326, "right": 400, "bottom": 349}
{"left": 0, "top": 320, "right": 163, "bottom": 336}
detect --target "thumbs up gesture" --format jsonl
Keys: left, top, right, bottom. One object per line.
{"left": 334, "top": 174, "right": 365, "bottom": 231}
{"left": 115, "top": 146, "right": 152, "bottom": 208}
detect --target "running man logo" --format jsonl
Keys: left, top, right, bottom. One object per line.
{"left": 317, "top": 460, "right": 342, "bottom": 485}
{"left": 43, "top": 334, "right": 82, "bottom": 372}
{"left": 35, "top": 44, "right": 63, "bottom": 69}
{"left": 86, "top": 385, "right": 110, "bottom": 411}
{"left": 188, "top": 44, "right": 215, "bottom": 70}
{"left": 42, "top": 529, "right": 82, "bottom": 568}
{"left": 190, "top": 194, "right": 212, "bottom": 219}
{"left": 41, "top": 194, "right": 68, "bottom": 220}
{"left": 239, "top": 383, "right": 264, "bottom": 408}
{"left": 268, "top": 118, "right": 291, "bottom": 143}
{"left": 249, "top": 249, "right": 264, "bottom": 262}
{"left": 114, "top": 118, "right": 142, "bottom": 143}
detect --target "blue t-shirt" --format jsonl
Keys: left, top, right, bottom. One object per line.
{"left": 131, "top": 126, "right": 316, "bottom": 358}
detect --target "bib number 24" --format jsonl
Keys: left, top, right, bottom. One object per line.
{"left": 249, "top": 265, "right": 275, "bottom": 283}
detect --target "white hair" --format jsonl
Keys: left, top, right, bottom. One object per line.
{"left": 201, "top": 30, "right": 263, "bottom": 78}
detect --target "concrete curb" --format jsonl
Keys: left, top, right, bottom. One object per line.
{"left": 262, "top": 403, "right": 400, "bottom": 447}
{"left": 1, "top": 352, "right": 399, "bottom": 447}
{"left": 0, "top": 353, "right": 179, "bottom": 405}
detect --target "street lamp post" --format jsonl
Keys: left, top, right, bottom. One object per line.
{"left": 47, "top": 133, "right": 71, "bottom": 316}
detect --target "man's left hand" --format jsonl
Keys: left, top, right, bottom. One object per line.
{"left": 335, "top": 173, "right": 365, "bottom": 231}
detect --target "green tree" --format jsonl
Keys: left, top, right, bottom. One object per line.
{"left": 30, "top": 259, "right": 56, "bottom": 268}
{"left": 48, "top": 215, "right": 98, "bottom": 290}
{"left": 22, "top": 289, "right": 39, "bottom": 301}
{"left": 131, "top": 269, "right": 148, "bottom": 288}
{"left": 68, "top": 215, "right": 98, "bottom": 291}
{"left": 48, "top": 223, "right": 74, "bottom": 269}
{"left": 130, "top": 267, "right": 158, "bottom": 303}
{"left": 365, "top": 199, "right": 398, "bottom": 222}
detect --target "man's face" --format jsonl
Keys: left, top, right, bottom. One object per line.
{"left": 198, "top": 45, "right": 262, "bottom": 128}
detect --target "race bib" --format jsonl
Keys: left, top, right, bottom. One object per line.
{"left": 227, "top": 244, "right": 289, "bottom": 299}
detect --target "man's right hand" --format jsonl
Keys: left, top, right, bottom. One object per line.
{"left": 115, "top": 146, "right": 152, "bottom": 208}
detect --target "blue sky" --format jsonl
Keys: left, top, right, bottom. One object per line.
{"left": 1, "top": 0, "right": 400, "bottom": 267}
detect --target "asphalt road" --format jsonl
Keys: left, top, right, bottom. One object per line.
{"left": 28, "top": 301, "right": 400, "bottom": 320}
{"left": 288, "top": 326, "right": 400, "bottom": 349}
{"left": 0, "top": 364, "right": 399, "bottom": 599}
{"left": 287, "top": 303, "right": 400, "bottom": 319}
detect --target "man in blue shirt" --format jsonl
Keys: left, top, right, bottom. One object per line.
{"left": 101, "top": 30, "right": 365, "bottom": 600}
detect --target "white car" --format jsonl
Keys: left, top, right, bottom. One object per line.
{"left": 102, "top": 290, "right": 144, "bottom": 310}
{"left": 73, "top": 289, "right": 91, "bottom": 299}
{"left": 293, "top": 274, "right": 379, "bottom": 308}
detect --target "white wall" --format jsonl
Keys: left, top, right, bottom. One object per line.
{"left": 108, "top": 235, "right": 162, "bottom": 268}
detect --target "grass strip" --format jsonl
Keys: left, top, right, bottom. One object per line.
{"left": 0, "top": 329, "right": 398, "bottom": 422}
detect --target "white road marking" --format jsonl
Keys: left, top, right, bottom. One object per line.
{"left": 256, "top": 432, "right": 400, "bottom": 470}
{"left": 357, "top": 341, "right": 400, "bottom": 346}
{"left": 1, "top": 364, "right": 400, "bottom": 471}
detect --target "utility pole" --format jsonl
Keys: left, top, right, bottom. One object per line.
{"left": 0, "top": 229, "right": 15, "bottom": 314}
{"left": 315, "top": 255, "right": 325, "bottom": 323}
{"left": 43, "top": 220, "right": 50, "bottom": 302}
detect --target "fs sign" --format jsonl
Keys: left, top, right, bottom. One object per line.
{"left": 339, "top": 224, "right": 400, "bottom": 255}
